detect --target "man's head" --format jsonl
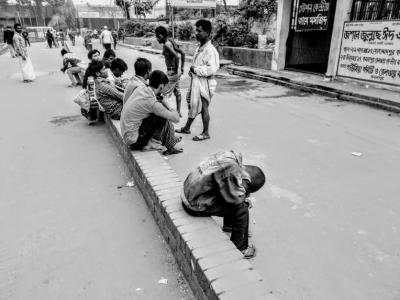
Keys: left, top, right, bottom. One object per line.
{"left": 134, "top": 57, "right": 152, "bottom": 79}
{"left": 103, "top": 49, "right": 116, "bottom": 60}
{"left": 149, "top": 70, "right": 169, "bottom": 96}
{"left": 103, "top": 26, "right": 108, "bottom": 30}
{"left": 60, "top": 48, "right": 69, "bottom": 56}
{"left": 14, "top": 23, "right": 22, "bottom": 33}
{"left": 155, "top": 26, "right": 168, "bottom": 44}
{"left": 87, "top": 60, "right": 108, "bottom": 79}
{"left": 110, "top": 58, "right": 128, "bottom": 77}
{"left": 195, "top": 19, "right": 212, "bottom": 44}
{"left": 243, "top": 165, "right": 266, "bottom": 194}
{"left": 7, "top": 25, "right": 12, "bottom": 30}
{"left": 87, "top": 49, "right": 101, "bottom": 61}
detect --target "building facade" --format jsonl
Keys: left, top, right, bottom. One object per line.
{"left": 273, "top": 0, "right": 400, "bottom": 86}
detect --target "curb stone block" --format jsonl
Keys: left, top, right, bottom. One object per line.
{"left": 104, "top": 115, "right": 274, "bottom": 299}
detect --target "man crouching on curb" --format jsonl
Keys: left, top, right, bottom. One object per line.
{"left": 181, "top": 150, "right": 265, "bottom": 258}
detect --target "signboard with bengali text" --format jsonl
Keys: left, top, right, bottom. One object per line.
{"left": 337, "top": 21, "right": 400, "bottom": 86}
{"left": 170, "top": 0, "right": 216, "bottom": 8}
{"left": 295, "top": 0, "right": 330, "bottom": 32}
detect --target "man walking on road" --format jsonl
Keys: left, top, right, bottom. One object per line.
{"left": 3, "top": 26, "right": 16, "bottom": 58}
{"left": 100, "top": 26, "right": 113, "bottom": 50}
{"left": 176, "top": 19, "right": 219, "bottom": 141}
{"left": 13, "top": 23, "right": 35, "bottom": 82}
{"left": 182, "top": 150, "right": 265, "bottom": 258}
{"left": 155, "top": 26, "right": 185, "bottom": 117}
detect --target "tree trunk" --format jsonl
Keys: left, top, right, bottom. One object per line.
{"left": 34, "top": 0, "right": 45, "bottom": 25}
{"left": 222, "top": 0, "right": 227, "bottom": 11}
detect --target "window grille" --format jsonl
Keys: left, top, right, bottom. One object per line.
{"left": 351, "top": 0, "right": 400, "bottom": 21}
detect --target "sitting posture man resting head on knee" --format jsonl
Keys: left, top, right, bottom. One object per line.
{"left": 120, "top": 70, "right": 183, "bottom": 155}
{"left": 182, "top": 150, "right": 266, "bottom": 258}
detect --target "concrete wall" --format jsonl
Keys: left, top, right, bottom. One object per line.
{"left": 218, "top": 46, "right": 273, "bottom": 70}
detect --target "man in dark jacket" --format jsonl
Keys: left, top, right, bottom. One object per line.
{"left": 3, "top": 26, "right": 16, "bottom": 58}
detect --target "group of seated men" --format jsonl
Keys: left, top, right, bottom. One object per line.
{"left": 77, "top": 50, "right": 183, "bottom": 155}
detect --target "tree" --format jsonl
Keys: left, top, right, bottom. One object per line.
{"left": 238, "top": 0, "right": 277, "bottom": 20}
{"left": 115, "top": 0, "right": 160, "bottom": 20}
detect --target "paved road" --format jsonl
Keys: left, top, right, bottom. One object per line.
{"left": 0, "top": 42, "right": 194, "bottom": 299}
{"left": 84, "top": 40, "right": 400, "bottom": 300}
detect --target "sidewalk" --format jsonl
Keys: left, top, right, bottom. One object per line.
{"left": 120, "top": 42, "right": 400, "bottom": 113}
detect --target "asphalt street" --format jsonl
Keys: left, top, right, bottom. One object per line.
{"left": 93, "top": 39, "right": 399, "bottom": 300}
{"left": 2, "top": 38, "right": 400, "bottom": 300}
{"left": 0, "top": 41, "right": 194, "bottom": 300}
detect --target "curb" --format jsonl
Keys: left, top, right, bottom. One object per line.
{"left": 104, "top": 115, "right": 277, "bottom": 300}
{"left": 225, "top": 66, "right": 400, "bottom": 114}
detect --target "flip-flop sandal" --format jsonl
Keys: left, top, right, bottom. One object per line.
{"left": 192, "top": 134, "right": 210, "bottom": 141}
{"left": 175, "top": 127, "right": 191, "bottom": 134}
{"left": 163, "top": 147, "right": 183, "bottom": 156}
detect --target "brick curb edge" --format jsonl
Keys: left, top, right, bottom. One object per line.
{"left": 225, "top": 66, "right": 400, "bottom": 114}
{"left": 104, "top": 115, "right": 277, "bottom": 300}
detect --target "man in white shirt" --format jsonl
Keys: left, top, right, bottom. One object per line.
{"left": 100, "top": 26, "right": 114, "bottom": 50}
{"left": 175, "top": 19, "right": 219, "bottom": 142}
{"left": 123, "top": 57, "right": 152, "bottom": 104}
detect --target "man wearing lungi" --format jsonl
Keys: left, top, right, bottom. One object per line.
{"left": 13, "top": 23, "right": 35, "bottom": 83}
{"left": 175, "top": 19, "right": 219, "bottom": 141}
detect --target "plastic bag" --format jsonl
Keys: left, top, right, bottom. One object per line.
{"left": 73, "top": 89, "right": 90, "bottom": 112}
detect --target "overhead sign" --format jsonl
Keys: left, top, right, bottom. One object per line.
{"left": 338, "top": 21, "right": 400, "bottom": 86}
{"left": 170, "top": 0, "right": 216, "bottom": 8}
{"left": 295, "top": 0, "right": 331, "bottom": 32}
{"left": 78, "top": 12, "right": 100, "bottom": 18}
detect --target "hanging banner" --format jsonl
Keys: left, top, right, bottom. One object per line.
{"left": 337, "top": 21, "right": 400, "bottom": 86}
{"left": 295, "top": 0, "right": 331, "bottom": 32}
{"left": 170, "top": 0, "right": 216, "bottom": 8}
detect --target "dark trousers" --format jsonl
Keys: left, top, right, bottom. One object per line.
{"left": 103, "top": 43, "right": 111, "bottom": 50}
{"left": 129, "top": 115, "right": 166, "bottom": 150}
{"left": 47, "top": 38, "right": 53, "bottom": 48}
{"left": 182, "top": 201, "right": 249, "bottom": 251}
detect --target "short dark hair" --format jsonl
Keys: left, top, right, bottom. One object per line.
{"left": 86, "top": 60, "right": 104, "bottom": 78}
{"left": 244, "top": 165, "right": 266, "bottom": 194}
{"left": 14, "top": 23, "right": 21, "bottom": 30}
{"left": 111, "top": 58, "right": 128, "bottom": 72}
{"left": 149, "top": 70, "right": 169, "bottom": 89}
{"left": 134, "top": 57, "right": 152, "bottom": 77}
{"left": 155, "top": 26, "right": 168, "bottom": 37}
{"left": 195, "top": 19, "right": 212, "bottom": 34}
{"left": 87, "top": 49, "right": 100, "bottom": 60}
{"left": 60, "top": 48, "right": 69, "bottom": 56}
{"left": 103, "top": 49, "right": 116, "bottom": 59}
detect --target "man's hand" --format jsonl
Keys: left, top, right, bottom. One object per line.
{"left": 245, "top": 196, "right": 254, "bottom": 209}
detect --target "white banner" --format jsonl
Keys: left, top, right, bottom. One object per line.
{"left": 170, "top": 0, "right": 216, "bottom": 8}
{"left": 337, "top": 21, "right": 400, "bottom": 86}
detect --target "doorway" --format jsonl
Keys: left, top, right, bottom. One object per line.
{"left": 285, "top": 0, "right": 337, "bottom": 74}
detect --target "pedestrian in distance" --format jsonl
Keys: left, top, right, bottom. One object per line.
{"left": 68, "top": 30, "right": 76, "bottom": 46}
{"left": 155, "top": 25, "right": 185, "bottom": 117}
{"left": 3, "top": 25, "right": 16, "bottom": 58}
{"left": 123, "top": 57, "right": 152, "bottom": 104}
{"left": 175, "top": 19, "right": 220, "bottom": 142}
{"left": 58, "top": 29, "right": 65, "bottom": 47}
{"left": 84, "top": 31, "right": 93, "bottom": 51}
{"left": 22, "top": 29, "right": 30, "bottom": 47}
{"left": 111, "top": 29, "right": 118, "bottom": 50}
{"left": 100, "top": 26, "right": 113, "bottom": 50}
{"left": 181, "top": 150, "right": 266, "bottom": 258}
{"left": 46, "top": 29, "right": 55, "bottom": 48}
{"left": 120, "top": 70, "right": 183, "bottom": 155}
{"left": 13, "top": 23, "right": 35, "bottom": 82}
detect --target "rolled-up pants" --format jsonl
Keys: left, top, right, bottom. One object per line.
{"left": 66, "top": 66, "right": 84, "bottom": 84}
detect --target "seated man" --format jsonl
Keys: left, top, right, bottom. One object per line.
{"left": 87, "top": 61, "right": 123, "bottom": 120}
{"left": 108, "top": 58, "right": 129, "bottom": 91}
{"left": 181, "top": 151, "right": 266, "bottom": 258}
{"left": 120, "top": 70, "right": 182, "bottom": 155}
{"left": 123, "top": 57, "right": 152, "bottom": 104}
{"left": 82, "top": 49, "right": 102, "bottom": 89}
{"left": 60, "top": 48, "right": 84, "bottom": 86}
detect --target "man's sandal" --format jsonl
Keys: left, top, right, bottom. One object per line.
{"left": 192, "top": 134, "right": 210, "bottom": 141}
{"left": 241, "top": 244, "right": 256, "bottom": 259}
{"left": 175, "top": 127, "right": 191, "bottom": 134}
{"left": 163, "top": 147, "right": 183, "bottom": 156}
